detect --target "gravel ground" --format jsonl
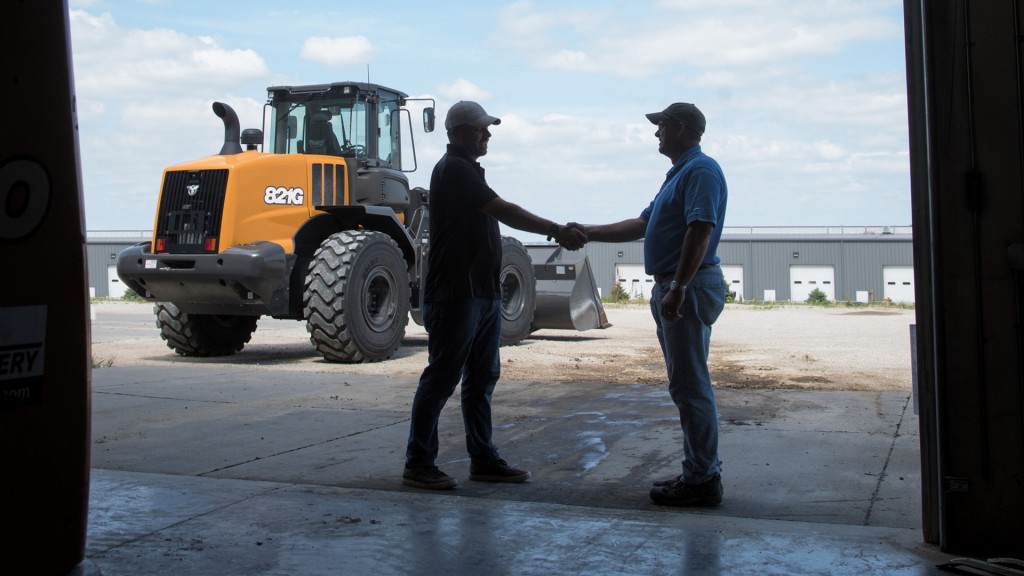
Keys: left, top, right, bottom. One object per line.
{"left": 509, "top": 303, "right": 916, "bottom": 392}
{"left": 91, "top": 301, "right": 917, "bottom": 392}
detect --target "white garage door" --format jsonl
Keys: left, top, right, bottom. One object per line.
{"left": 721, "top": 265, "right": 743, "bottom": 301}
{"left": 883, "top": 266, "right": 915, "bottom": 303}
{"left": 107, "top": 264, "right": 126, "bottom": 299}
{"left": 790, "top": 265, "right": 835, "bottom": 302}
{"left": 615, "top": 264, "right": 653, "bottom": 300}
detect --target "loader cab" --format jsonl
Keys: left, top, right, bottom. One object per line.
{"left": 264, "top": 82, "right": 429, "bottom": 171}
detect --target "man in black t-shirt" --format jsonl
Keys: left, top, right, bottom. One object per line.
{"left": 403, "top": 101, "right": 586, "bottom": 490}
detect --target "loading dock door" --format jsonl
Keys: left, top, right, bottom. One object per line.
{"left": 883, "top": 266, "right": 915, "bottom": 303}
{"left": 790, "top": 265, "right": 835, "bottom": 302}
{"left": 721, "top": 265, "right": 744, "bottom": 301}
{"left": 107, "top": 264, "right": 126, "bottom": 299}
{"left": 615, "top": 264, "right": 653, "bottom": 300}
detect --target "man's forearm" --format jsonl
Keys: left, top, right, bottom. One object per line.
{"left": 485, "top": 197, "right": 555, "bottom": 236}
{"left": 575, "top": 218, "right": 646, "bottom": 243}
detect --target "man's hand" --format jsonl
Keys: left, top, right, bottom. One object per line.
{"left": 660, "top": 286, "right": 686, "bottom": 321}
{"left": 555, "top": 223, "right": 587, "bottom": 250}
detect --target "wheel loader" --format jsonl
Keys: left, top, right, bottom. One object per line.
{"left": 117, "top": 81, "right": 608, "bottom": 363}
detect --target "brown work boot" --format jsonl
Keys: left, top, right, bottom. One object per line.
{"left": 649, "top": 474, "right": 723, "bottom": 507}
{"left": 469, "top": 459, "right": 531, "bottom": 483}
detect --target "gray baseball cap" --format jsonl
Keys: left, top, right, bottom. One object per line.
{"left": 445, "top": 101, "right": 502, "bottom": 130}
{"left": 645, "top": 102, "right": 706, "bottom": 135}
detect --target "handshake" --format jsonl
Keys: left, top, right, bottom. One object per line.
{"left": 549, "top": 222, "right": 589, "bottom": 251}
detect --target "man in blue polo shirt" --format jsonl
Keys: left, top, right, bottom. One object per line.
{"left": 569, "top": 102, "right": 728, "bottom": 506}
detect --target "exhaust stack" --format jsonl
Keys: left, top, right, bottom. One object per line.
{"left": 212, "top": 101, "right": 243, "bottom": 155}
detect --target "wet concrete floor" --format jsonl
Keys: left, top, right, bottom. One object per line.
{"left": 83, "top": 366, "right": 953, "bottom": 575}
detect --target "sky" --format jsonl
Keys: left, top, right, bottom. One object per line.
{"left": 68, "top": 0, "right": 911, "bottom": 242}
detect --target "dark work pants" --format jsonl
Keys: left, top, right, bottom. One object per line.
{"left": 405, "top": 298, "right": 502, "bottom": 468}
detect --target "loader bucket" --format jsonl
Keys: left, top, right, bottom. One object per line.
{"left": 525, "top": 245, "right": 612, "bottom": 332}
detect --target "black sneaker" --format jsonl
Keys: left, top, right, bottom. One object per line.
{"left": 403, "top": 465, "right": 457, "bottom": 490}
{"left": 649, "top": 474, "right": 723, "bottom": 507}
{"left": 469, "top": 459, "right": 531, "bottom": 483}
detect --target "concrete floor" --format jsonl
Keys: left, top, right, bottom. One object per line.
{"left": 81, "top": 365, "right": 956, "bottom": 575}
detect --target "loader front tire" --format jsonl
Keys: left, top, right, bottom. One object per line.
{"left": 154, "top": 302, "right": 258, "bottom": 357}
{"left": 499, "top": 236, "right": 536, "bottom": 346}
{"left": 304, "top": 230, "right": 410, "bottom": 363}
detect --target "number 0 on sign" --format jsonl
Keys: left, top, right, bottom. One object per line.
{"left": 0, "top": 159, "right": 51, "bottom": 241}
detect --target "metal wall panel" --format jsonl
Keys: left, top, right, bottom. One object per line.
{"left": 576, "top": 234, "right": 913, "bottom": 304}
{"left": 85, "top": 236, "right": 149, "bottom": 297}
{"left": 88, "top": 231, "right": 914, "bottom": 304}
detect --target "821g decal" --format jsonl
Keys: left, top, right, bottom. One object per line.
{"left": 264, "top": 186, "right": 304, "bottom": 205}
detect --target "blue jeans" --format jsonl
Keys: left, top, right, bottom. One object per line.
{"left": 650, "top": 267, "right": 728, "bottom": 483}
{"left": 405, "top": 298, "right": 502, "bottom": 468}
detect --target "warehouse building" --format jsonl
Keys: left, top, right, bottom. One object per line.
{"left": 578, "top": 225, "right": 914, "bottom": 304}
{"left": 87, "top": 226, "right": 914, "bottom": 304}
{"left": 86, "top": 231, "right": 151, "bottom": 299}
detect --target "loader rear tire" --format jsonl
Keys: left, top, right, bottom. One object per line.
{"left": 499, "top": 236, "right": 536, "bottom": 346}
{"left": 154, "top": 302, "right": 258, "bottom": 356}
{"left": 304, "top": 230, "right": 410, "bottom": 363}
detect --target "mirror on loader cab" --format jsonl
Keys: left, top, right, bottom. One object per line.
{"left": 423, "top": 107, "right": 435, "bottom": 133}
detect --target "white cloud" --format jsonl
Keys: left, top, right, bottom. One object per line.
{"left": 193, "top": 40, "right": 265, "bottom": 74}
{"left": 438, "top": 79, "right": 494, "bottom": 102}
{"left": 66, "top": 1, "right": 912, "bottom": 230}
{"left": 495, "top": 1, "right": 901, "bottom": 79}
{"left": 721, "top": 72, "right": 908, "bottom": 139}
{"left": 539, "top": 50, "right": 598, "bottom": 73}
{"left": 300, "top": 36, "right": 374, "bottom": 66}
{"left": 475, "top": 112, "right": 668, "bottom": 227}
{"left": 492, "top": 1, "right": 562, "bottom": 52}
{"left": 69, "top": 10, "right": 268, "bottom": 99}
{"left": 120, "top": 97, "right": 264, "bottom": 135}
{"left": 68, "top": 8, "right": 275, "bottom": 229}
{"left": 814, "top": 141, "right": 847, "bottom": 161}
